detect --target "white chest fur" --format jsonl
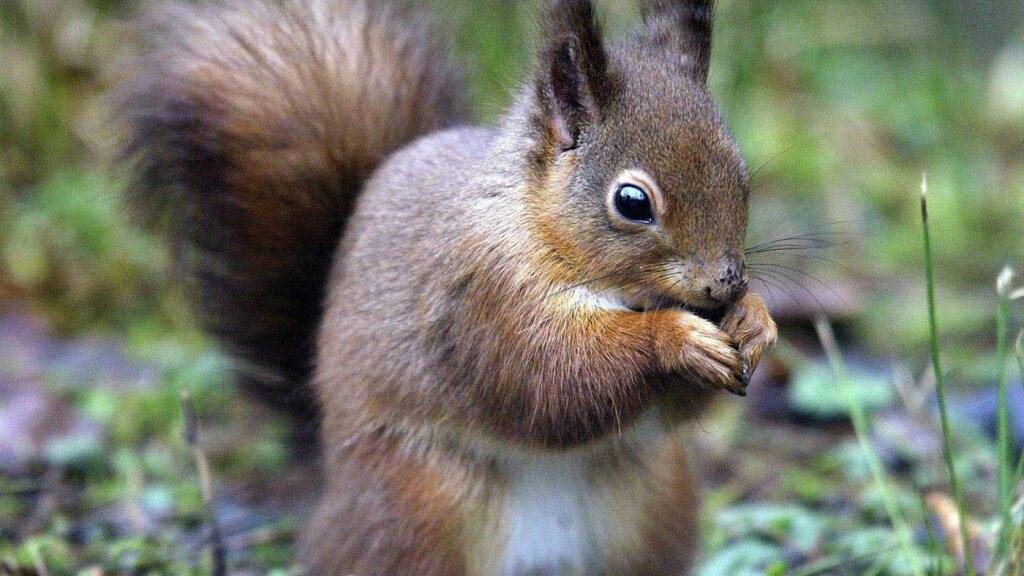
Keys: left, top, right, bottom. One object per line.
{"left": 501, "top": 452, "right": 601, "bottom": 576}
{"left": 487, "top": 411, "right": 668, "bottom": 576}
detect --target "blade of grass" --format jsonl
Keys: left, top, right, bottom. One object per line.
{"left": 1013, "top": 332, "right": 1024, "bottom": 490}
{"left": 992, "top": 492, "right": 1024, "bottom": 576}
{"left": 1014, "top": 330, "right": 1024, "bottom": 558}
{"left": 1018, "top": 331, "right": 1024, "bottom": 428}
{"left": 815, "top": 317, "right": 924, "bottom": 576}
{"left": 1018, "top": 330, "right": 1024, "bottom": 395}
{"left": 181, "top": 391, "right": 227, "bottom": 576}
{"left": 920, "top": 174, "right": 976, "bottom": 575}
{"left": 1012, "top": 536, "right": 1024, "bottom": 576}
{"left": 997, "top": 267, "right": 1016, "bottom": 556}
{"left": 997, "top": 492, "right": 1024, "bottom": 576}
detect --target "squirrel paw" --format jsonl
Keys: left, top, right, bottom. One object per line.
{"left": 657, "top": 313, "right": 745, "bottom": 395}
{"left": 720, "top": 292, "right": 778, "bottom": 385}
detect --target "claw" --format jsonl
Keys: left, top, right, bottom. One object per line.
{"left": 740, "top": 361, "right": 751, "bottom": 386}
{"left": 723, "top": 362, "right": 751, "bottom": 397}
{"left": 723, "top": 373, "right": 747, "bottom": 397}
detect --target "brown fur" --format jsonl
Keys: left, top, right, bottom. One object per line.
{"left": 119, "top": 0, "right": 777, "bottom": 573}
{"left": 118, "top": 0, "right": 466, "bottom": 449}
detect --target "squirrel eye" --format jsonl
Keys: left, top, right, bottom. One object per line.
{"left": 614, "top": 184, "right": 654, "bottom": 223}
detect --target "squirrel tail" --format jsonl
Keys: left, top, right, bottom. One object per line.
{"left": 119, "top": 0, "right": 466, "bottom": 449}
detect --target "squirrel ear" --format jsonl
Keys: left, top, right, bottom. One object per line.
{"left": 537, "top": 0, "right": 609, "bottom": 151}
{"left": 639, "top": 0, "right": 715, "bottom": 84}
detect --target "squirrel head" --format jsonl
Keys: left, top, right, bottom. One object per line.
{"left": 524, "top": 0, "right": 748, "bottom": 315}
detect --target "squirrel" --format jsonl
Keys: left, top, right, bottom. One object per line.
{"left": 119, "top": 0, "right": 778, "bottom": 574}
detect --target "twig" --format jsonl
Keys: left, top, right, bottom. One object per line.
{"left": 926, "top": 492, "right": 987, "bottom": 572}
{"left": 181, "top": 390, "right": 227, "bottom": 576}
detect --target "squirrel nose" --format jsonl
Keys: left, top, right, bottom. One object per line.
{"left": 702, "top": 259, "right": 746, "bottom": 304}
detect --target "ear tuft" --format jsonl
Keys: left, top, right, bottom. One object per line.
{"left": 544, "top": 0, "right": 609, "bottom": 104}
{"left": 536, "top": 0, "right": 609, "bottom": 152}
{"left": 639, "top": 0, "right": 716, "bottom": 84}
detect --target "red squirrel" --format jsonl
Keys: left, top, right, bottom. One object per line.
{"left": 120, "top": 0, "right": 778, "bottom": 573}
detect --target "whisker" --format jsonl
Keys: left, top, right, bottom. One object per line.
{"left": 750, "top": 276, "right": 778, "bottom": 308}
{"left": 754, "top": 276, "right": 803, "bottom": 309}
{"left": 746, "top": 241, "right": 840, "bottom": 255}
{"left": 745, "top": 231, "right": 858, "bottom": 254}
{"left": 745, "top": 242, "right": 843, "bottom": 255}
{"left": 744, "top": 219, "right": 859, "bottom": 252}
{"left": 747, "top": 251, "right": 866, "bottom": 280}
{"left": 746, "top": 246, "right": 839, "bottom": 257}
{"left": 747, "top": 143, "right": 801, "bottom": 185}
{"left": 748, "top": 252, "right": 839, "bottom": 265}
{"left": 748, "top": 263, "right": 843, "bottom": 303}
{"left": 750, "top": 275, "right": 800, "bottom": 308}
{"left": 755, "top": 230, "right": 858, "bottom": 241}
{"left": 777, "top": 218, "right": 857, "bottom": 233}
{"left": 753, "top": 231, "right": 855, "bottom": 242}
{"left": 745, "top": 235, "right": 862, "bottom": 256}
{"left": 749, "top": 267, "right": 829, "bottom": 313}
{"left": 754, "top": 275, "right": 811, "bottom": 311}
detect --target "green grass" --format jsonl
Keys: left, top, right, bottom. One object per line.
{"left": 921, "top": 175, "right": 976, "bottom": 575}
{"left": 815, "top": 317, "right": 924, "bottom": 576}
{"left": 997, "top": 267, "right": 1015, "bottom": 557}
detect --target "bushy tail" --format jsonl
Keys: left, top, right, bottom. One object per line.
{"left": 119, "top": 0, "right": 466, "bottom": 449}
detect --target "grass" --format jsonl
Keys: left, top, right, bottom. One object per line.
{"left": 815, "top": 316, "right": 924, "bottom": 576}
{"left": 921, "top": 175, "right": 977, "bottom": 575}
{"left": 789, "top": 176, "right": 1024, "bottom": 576}
{"left": 997, "top": 267, "right": 1015, "bottom": 557}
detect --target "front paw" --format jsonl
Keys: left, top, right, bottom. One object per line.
{"left": 655, "top": 312, "right": 745, "bottom": 395}
{"left": 720, "top": 292, "right": 778, "bottom": 384}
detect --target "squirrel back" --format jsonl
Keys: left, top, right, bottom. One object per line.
{"left": 119, "top": 0, "right": 466, "bottom": 447}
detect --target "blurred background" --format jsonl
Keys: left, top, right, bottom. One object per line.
{"left": 1, "top": 0, "right": 1022, "bottom": 574}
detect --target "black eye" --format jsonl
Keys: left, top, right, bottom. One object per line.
{"left": 614, "top": 184, "right": 654, "bottom": 223}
